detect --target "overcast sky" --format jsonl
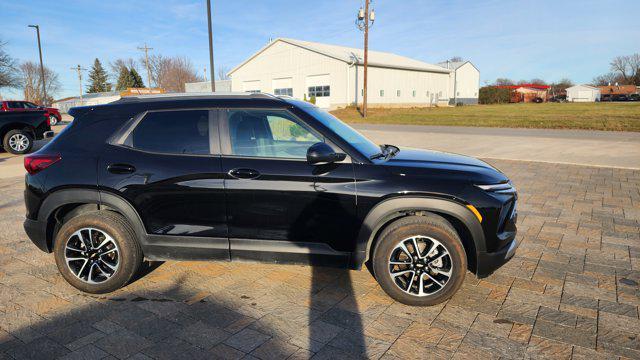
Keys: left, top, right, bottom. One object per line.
{"left": 1, "top": 0, "right": 638, "bottom": 99}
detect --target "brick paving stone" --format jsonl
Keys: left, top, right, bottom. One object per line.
{"left": 224, "top": 328, "right": 271, "bottom": 353}
{"left": 1, "top": 160, "right": 640, "bottom": 359}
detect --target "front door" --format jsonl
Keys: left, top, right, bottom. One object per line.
{"left": 219, "top": 108, "right": 357, "bottom": 266}
{"left": 98, "top": 109, "right": 229, "bottom": 260}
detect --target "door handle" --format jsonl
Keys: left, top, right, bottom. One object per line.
{"left": 107, "top": 163, "right": 136, "bottom": 174}
{"left": 228, "top": 168, "right": 260, "bottom": 179}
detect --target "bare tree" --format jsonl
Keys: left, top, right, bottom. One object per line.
{"left": 448, "top": 56, "right": 464, "bottom": 62}
{"left": 592, "top": 72, "right": 621, "bottom": 86}
{"left": 147, "top": 55, "right": 203, "bottom": 92}
{"left": 549, "top": 78, "right": 573, "bottom": 95}
{"left": 217, "top": 64, "right": 230, "bottom": 80}
{"left": 19, "top": 61, "right": 61, "bottom": 104}
{"left": 608, "top": 54, "right": 640, "bottom": 85}
{"left": 109, "top": 58, "right": 138, "bottom": 85}
{"left": 0, "top": 38, "right": 18, "bottom": 88}
{"left": 529, "top": 78, "right": 547, "bottom": 85}
{"left": 494, "top": 78, "right": 514, "bottom": 86}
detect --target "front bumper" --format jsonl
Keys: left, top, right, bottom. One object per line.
{"left": 475, "top": 235, "right": 519, "bottom": 278}
{"left": 24, "top": 218, "right": 50, "bottom": 252}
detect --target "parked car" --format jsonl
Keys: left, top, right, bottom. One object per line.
{"left": 627, "top": 94, "right": 639, "bottom": 102}
{"left": 0, "top": 111, "right": 54, "bottom": 154}
{"left": 532, "top": 97, "right": 544, "bottom": 103}
{"left": 549, "top": 95, "right": 567, "bottom": 103}
{"left": 1, "top": 100, "right": 62, "bottom": 126}
{"left": 611, "top": 94, "right": 629, "bottom": 102}
{"left": 23, "top": 93, "right": 518, "bottom": 306}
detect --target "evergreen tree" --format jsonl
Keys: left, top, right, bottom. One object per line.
{"left": 86, "top": 58, "right": 110, "bottom": 93}
{"left": 129, "top": 68, "right": 145, "bottom": 88}
{"left": 115, "top": 67, "right": 133, "bottom": 90}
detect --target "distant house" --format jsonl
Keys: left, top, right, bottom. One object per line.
{"left": 566, "top": 85, "right": 600, "bottom": 102}
{"left": 495, "top": 84, "right": 550, "bottom": 103}
{"left": 598, "top": 84, "right": 637, "bottom": 101}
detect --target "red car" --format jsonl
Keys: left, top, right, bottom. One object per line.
{"left": 1, "top": 100, "right": 62, "bottom": 126}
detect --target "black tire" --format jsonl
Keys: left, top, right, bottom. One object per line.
{"left": 2, "top": 129, "right": 33, "bottom": 155}
{"left": 49, "top": 115, "right": 58, "bottom": 126}
{"left": 53, "top": 210, "right": 143, "bottom": 294}
{"left": 372, "top": 215, "right": 467, "bottom": 306}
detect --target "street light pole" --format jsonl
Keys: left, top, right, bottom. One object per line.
{"left": 28, "top": 25, "right": 47, "bottom": 105}
{"left": 355, "top": 1, "right": 375, "bottom": 118}
{"left": 206, "top": 0, "right": 216, "bottom": 92}
{"left": 137, "top": 43, "right": 153, "bottom": 88}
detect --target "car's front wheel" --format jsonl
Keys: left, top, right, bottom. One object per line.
{"left": 53, "top": 210, "right": 143, "bottom": 293}
{"left": 372, "top": 215, "right": 467, "bottom": 306}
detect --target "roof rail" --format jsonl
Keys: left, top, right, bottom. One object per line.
{"left": 116, "top": 92, "right": 275, "bottom": 102}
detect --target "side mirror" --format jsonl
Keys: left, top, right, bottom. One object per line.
{"left": 306, "top": 142, "right": 346, "bottom": 165}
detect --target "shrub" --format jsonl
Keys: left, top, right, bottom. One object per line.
{"left": 479, "top": 87, "right": 511, "bottom": 104}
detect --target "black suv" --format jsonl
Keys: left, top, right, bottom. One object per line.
{"left": 23, "top": 94, "right": 517, "bottom": 306}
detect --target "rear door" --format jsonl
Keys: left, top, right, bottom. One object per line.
{"left": 98, "top": 108, "right": 229, "bottom": 260}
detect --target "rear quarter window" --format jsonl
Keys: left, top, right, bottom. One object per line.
{"left": 128, "top": 110, "right": 211, "bottom": 155}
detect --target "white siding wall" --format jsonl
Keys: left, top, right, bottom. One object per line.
{"left": 453, "top": 63, "right": 479, "bottom": 103}
{"left": 230, "top": 41, "right": 348, "bottom": 107}
{"left": 349, "top": 65, "right": 451, "bottom": 107}
{"left": 566, "top": 86, "right": 600, "bottom": 102}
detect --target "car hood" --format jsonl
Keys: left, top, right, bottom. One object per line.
{"left": 383, "top": 147, "right": 508, "bottom": 184}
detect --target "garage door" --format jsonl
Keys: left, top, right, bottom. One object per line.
{"left": 272, "top": 78, "right": 293, "bottom": 97}
{"left": 305, "top": 74, "right": 331, "bottom": 109}
{"left": 243, "top": 80, "right": 261, "bottom": 93}
{"left": 578, "top": 90, "right": 591, "bottom": 100}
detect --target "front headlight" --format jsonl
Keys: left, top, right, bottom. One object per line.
{"left": 475, "top": 182, "right": 516, "bottom": 195}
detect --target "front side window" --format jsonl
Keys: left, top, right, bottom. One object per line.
{"left": 227, "top": 109, "right": 321, "bottom": 159}
{"left": 129, "top": 110, "right": 210, "bottom": 155}
{"left": 274, "top": 88, "right": 293, "bottom": 96}
{"left": 308, "top": 85, "right": 330, "bottom": 97}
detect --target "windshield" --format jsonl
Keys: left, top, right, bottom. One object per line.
{"left": 301, "top": 106, "right": 381, "bottom": 158}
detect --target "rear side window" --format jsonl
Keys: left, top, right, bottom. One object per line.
{"left": 130, "top": 110, "right": 210, "bottom": 155}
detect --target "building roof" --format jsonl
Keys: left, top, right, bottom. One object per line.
{"left": 597, "top": 85, "right": 637, "bottom": 95}
{"left": 228, "top": 38, "right": 451, "bottom": 75}
{"left": 566, "top": 85, "right": 599, "bottom": 91}
{"left": 495, "top": 84, "right": 550, "bottom": 90}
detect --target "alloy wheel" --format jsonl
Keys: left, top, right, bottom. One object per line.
{"left": 388, "top": 235, "right": 453, "bottom": 296}
{"left": 8, "top": 134, "right": 29, "bottom": 152}
{"left": 64, "top": 228, "right": 120, "bottom": 284}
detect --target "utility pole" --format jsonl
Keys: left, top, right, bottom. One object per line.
{"left": 355, "top": 1, "right": 375, "bottom": 117}
{"left": 137, "top": 43, "right": 153, "bottom": 88}
{"left": 206, "top": 0, "right": 216, "bottom": 92}
{"left": 203, "top": 66, "right": 207, "bottom": 82}
{"left": 28, "top": 25, "right": 47, "bottom": 105}
{"left": 70, "top": 65, "right": 87, "bottom": 100}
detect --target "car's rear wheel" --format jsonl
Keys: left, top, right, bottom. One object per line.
{"left": 372, "top": 215, "right": 466, "bottom": 306}
{"left": 53, "top": 210, "right": 143, "bottom": 293}
{"left": 49, "top": 115, "right": 58, "bottom": 126}
{"left": 3, "top": 129, "right": 33, "bottom": 155}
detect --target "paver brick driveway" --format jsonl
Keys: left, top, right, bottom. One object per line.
{"left": 0, "top": 159, "right": 638, "bottom": 359}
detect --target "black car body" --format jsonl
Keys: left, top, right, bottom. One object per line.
{"left": 23, "top": 93, "right": 518, "bottom": 304}
{"left": 1, "top": 111, "right": 53, "bottom": 154}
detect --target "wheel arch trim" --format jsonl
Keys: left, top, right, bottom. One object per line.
{"left": 355, "top": 196, "right": 486, "bottom": 266}
{"left": 38, "top": 189, "right": 147, "bottom": 251}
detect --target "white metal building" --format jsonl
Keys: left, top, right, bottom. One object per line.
{"left": 52, "top": 91, "right": 121, "bottom": 114}
{"left": 437, "top": 61, "right": 480, "bottom": 105}
{"left": 566, "top": 85, "right": 600, "bottom": 102}
{"left": 184, "top": 80, "right": 232, "bottom": 93}
{"left": 227, "top": 38, "right": 478, "bottom": 109}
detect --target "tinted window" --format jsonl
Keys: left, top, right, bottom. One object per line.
{"left": 130, "top": 110, "right": 210, "bottom": 155}
{"left": 24, "top": 102, "right": 39, "bottom": 108}
{"left": 227, "top": 109, "right": 320, "bottom": 158}
{"left": 7, "top": 101, "right": 24, "bottom": 108}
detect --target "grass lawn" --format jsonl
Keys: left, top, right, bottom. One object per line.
{"left": 330, "top": 102, "right": 640, "bottom": 131}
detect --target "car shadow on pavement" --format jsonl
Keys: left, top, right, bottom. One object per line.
{"left": 1, "top": 264, "right": 373, "bottom": 359}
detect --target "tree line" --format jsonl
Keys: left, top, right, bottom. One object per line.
{"left": 0, "top": 37, "right": 222, "bottom": 104}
